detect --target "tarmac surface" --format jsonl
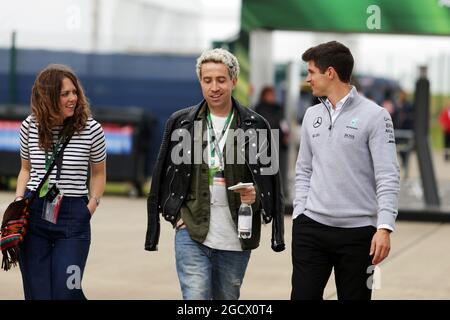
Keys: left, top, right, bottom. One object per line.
{"left": 1, "top": 150, "right": 450, "bottom": 300}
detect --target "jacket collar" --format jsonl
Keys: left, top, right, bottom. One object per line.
{"left": 181, "top": 97, "right": 259, "bottom": 162}
{"left": 184, "top": 97, "right": 257, "bottom": 127}
{"left": 343, "top": 85, "right": 361, "bottom": 106}
{"left": 318, "top": 85, "right": 362, "bottom": 111}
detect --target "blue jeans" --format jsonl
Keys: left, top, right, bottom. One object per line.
{"left": 19, "top": 193, "right": 91, "bottom": 300}
{"left": 175, "top": 228, "right": 251, "bottom": 300}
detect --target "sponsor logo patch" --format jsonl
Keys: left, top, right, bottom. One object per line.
{"left": 313, "top": 116, "right": 322, "bottom": 128}
{"left": 344, "top": 133, "right": 355, "bottom": 140}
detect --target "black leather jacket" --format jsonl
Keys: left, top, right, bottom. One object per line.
{"left": 145, "top": 98, "right": 285, "bottom": 252}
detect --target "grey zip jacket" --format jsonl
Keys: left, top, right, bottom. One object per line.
{"left": 293, "top": 86, "right": 400, "bottom": 230}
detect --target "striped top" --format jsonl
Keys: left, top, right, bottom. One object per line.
{"left": 20, "top": 115, "right": 106, "bottom": 197}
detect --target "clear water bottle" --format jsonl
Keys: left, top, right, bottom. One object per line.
{"left": 238, "top": 203, "right": 252, "bottom": 239}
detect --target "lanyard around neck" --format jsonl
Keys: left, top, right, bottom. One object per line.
{"left": 206, "top": 107, "right": 233, "bottom": 169}
{"left": 40, "top": 132, "right": 67, "bottom": 198}
{"left": 45, "top": 134, "right": 65, "bottom": 170}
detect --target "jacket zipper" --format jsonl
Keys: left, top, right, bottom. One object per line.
{"left": 233, "top": 122, "right": 264, "bottom": 218}
{"left": 319, "top": 96, "right": 351, "bottom": 136}
{"left": 163, "top": 122, "right": 193, "bottom": 219}
{"left": 239, "top": 125, "right": 267, "bottom": 224}
{"left": 318, "top": 97, "right": 333, "bottom": 136}
{"left": 162, "top": 167, "right": 176, "bottom": 215}
{"left": 331, "top": 98, "right": 352, "bottom": 128}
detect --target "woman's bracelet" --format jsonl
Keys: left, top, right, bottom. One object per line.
{"left": 89, "top": 195, "right": 101, "bottom": 207}
{"left": 14, "top": 196, "right": 24, "bottom": 202}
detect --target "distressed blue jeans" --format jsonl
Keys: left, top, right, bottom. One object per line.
{"left": 175, "top": 228, "right": 251, "bottom": 300}
{"left": 18, "top": 192, "right": 91, "bottom": 300}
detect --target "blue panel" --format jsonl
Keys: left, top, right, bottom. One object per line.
{"left": 0, "top": 48, "right": 207, "bottom": 179}
{"left": 0, "top": 75, "right": 8, "bottom": 103}
{"left": 0, "top": 50, "right": 9, "bottom": 73}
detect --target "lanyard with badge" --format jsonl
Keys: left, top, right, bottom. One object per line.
{"left": 40, "top": 132, "right": 67, "bottom": 224}
{"left": 206, "top": 108, "right": 233, "bottom": 206}
{"left": 206, "top": 108, "right": 233, "bottom": 170}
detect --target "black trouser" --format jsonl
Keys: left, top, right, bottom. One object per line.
{"left": 291, "top": 214, "right": 376, "bottom": 300}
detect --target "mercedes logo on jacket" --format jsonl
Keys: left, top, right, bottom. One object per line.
{"left": 313, "top": 116, "right": 322, "bottom": 128}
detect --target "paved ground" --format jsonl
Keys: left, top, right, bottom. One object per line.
{"left": 1, "top": 150, "right": 450, "bottom": 300}
{"left": 1, "top": 193, "right": 450, "bottom": 300}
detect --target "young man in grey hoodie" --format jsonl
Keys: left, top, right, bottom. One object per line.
{"left": 291, "top": 41, "right": 400, "bottom": 300}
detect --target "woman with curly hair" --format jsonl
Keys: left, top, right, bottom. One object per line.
{"left": 14, "top": 64, "right": 106, "bottom": 299}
